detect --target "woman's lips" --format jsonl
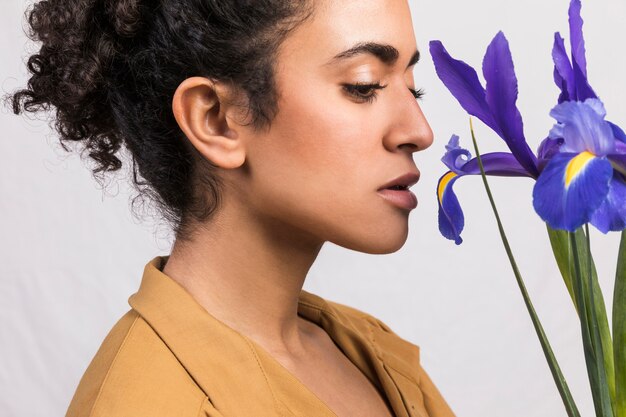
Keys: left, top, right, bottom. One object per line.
{"left": 377, "top": 172, "right": 420, "bottom": 191}
{"left": 376, "top": 188, "right": 418, "bottom": 210}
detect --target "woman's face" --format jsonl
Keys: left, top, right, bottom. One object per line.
{"left": 230, "top": 0, "right": 434, "bottom": 254}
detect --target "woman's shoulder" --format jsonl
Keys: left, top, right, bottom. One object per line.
{"left": 322, "top": 298, "right": 423, "bottom": 370}
{"left": 301, "top": 291, "right": 424, "bottom": 378}
{"left": 327, "top": 298, "right": 456, "bottom": 416}
{"left": 323, "top": 298, "right": 402, "bottom": 334}
{"left": 299, "top": 289, "right": 402, "bottom": 335}
{"left": 65, "top": 310, "right": 208, "bottom": 417}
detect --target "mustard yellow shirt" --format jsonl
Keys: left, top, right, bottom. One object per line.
{"left": 66, "top": 256, "right": 455, "bottom": 417}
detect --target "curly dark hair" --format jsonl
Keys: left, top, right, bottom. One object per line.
{"left": 6, "top": 0, "right": 315, "bottom": 242}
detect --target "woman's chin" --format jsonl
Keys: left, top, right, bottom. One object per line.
{"left": 330, "top": 224, "right": 409, "bottom": 254}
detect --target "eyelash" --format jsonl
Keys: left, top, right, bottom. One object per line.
{"left": 342, "top": 82, "right": 425, "bottom": 103}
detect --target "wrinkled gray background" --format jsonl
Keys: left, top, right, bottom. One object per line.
{"left": 1, "top": 0, "right": 625, "bottom": 415}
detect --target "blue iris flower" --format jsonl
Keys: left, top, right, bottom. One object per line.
{"left": 430, "top": 0, "right": 626, "bottom": 245}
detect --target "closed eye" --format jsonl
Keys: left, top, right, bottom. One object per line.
{"left": 342, "top": 82, "right": 387, "bottom": 103}
{"left": 342, "top": 82, "right": 425, "bottom": 103}
{"left": 409, "top": 87, "right": 425, "bottom": 100}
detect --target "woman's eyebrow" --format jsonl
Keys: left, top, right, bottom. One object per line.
{"left": 324, "top": 42, "right": 420, "bottom": 69}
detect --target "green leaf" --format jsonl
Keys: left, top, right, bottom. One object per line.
{"left": 570, "top": 228, "right": 614, "bottom": 417}
{"left": 585, "top": 225, "right": 614, "bottom": 416}
{"left": 614, "top": 230, "right": 626, "bottom": 417}
{"left": 577, "top": 228, "right": 616, "bottom": 414}
{"left": 548, "top": 225, "right": 616, "bottom": 412}
{"left": 547, "top": 226, "right": 577, "bottom": 311}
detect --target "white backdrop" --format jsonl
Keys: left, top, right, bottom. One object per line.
{"left": 1, "top": 0, "right": 625, "bottom": 416}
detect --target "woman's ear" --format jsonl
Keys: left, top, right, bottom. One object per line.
{"left": 172, "top": 77, "right": 247, "bottom": 169}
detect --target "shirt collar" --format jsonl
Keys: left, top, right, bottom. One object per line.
{"left": 129, "top": 256, "right": 418, "bottom": 417}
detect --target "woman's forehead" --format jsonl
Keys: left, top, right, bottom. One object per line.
{"left": 279, "top": 0, "right": 417, "bottom": 70}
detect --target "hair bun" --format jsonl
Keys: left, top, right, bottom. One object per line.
{"left": 7, "top": 0, "right": 315, "bottom": 242}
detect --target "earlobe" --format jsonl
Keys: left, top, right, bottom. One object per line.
{"left": 172, "top": 77, "right": 246, "bottom": 169}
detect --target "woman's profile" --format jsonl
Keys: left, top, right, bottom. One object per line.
{"left": 8, "top": 0, "right": 454, "bottom": 416}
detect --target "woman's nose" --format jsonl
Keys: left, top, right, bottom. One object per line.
{"left": 383, "top": 87, "right": 434, "bottom": 154}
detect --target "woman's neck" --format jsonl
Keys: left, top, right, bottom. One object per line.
{"left": 162, "top": 195, "right": 325, "bottom": 356}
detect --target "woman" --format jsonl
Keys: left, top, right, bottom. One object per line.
{"left": 10, "top": 0, "right": 454, "bottom": 416}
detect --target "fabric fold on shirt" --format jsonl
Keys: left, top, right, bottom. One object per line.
{"left": 68, "top": 255, "right": 455, "bottom": 417}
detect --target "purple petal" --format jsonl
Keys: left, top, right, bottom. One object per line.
{"left": 572, "top": 59, "right": 597, "bottom": 101}
{"left": 569, "top": 0, "right": 588, "bottom": 77}
{"left": 549, "top": 121, "right": 565, "bottom": 141}
{"left": 436, "top": 151, "right": 535, "bottom": 245}
{"left": 568, "top": 0, "right": 597, "bottom": 100}
{"left": 429, "top": 41, "right": 497, "bottom": 131}
{"left": 482, "top": 31, "right": 539, "bottom": 177}
{"left": 441, "top": 135, "right": 472, "bottom": 174}
{"left": 608, "top": 139, "right": 626, "bottom": 175}
{"left": 589, "top": 174, "right": 626, "bottom": 233}
{"left": 609, "top": 148, "right": 626, "bottom": 176}
{"left": 585, "top": 98, "right": 608, "bottom": 117}
{"left": 609, "top": 122, "right": 626, "bottom": 144}
{"left": 537, "top": 136, "right": 564, "bottom": 171}
{"left": 439, "top": 136, "right": 532, "bottom": 177}
{"left": 552, "top": 32, "right": 574, "bottom": 103}
{"left": 533, "top": 152, "right": 613, "bottom": 231}
{"left": 441, "top": 133, "right": 534, "bottom": 177}
{"left": 437, "top": 171, "right": 464, "bottom": 245}
{"left": 615, "top": 141, "right": 626, "bottom": 154}
{"left": 538, "top": 137, "right": 564, "bottom": 160}
{"left": 549, "top": 99, "right": 615, "bottom": 155}
{"left": 459, "top": 152, "right": 535, "bottom": 177}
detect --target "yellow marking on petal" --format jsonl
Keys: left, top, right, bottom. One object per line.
{"left": 565, "top": 151, "right": 596, "bottom": 187}
{"left": 438, "top": 171, "right": 458, "bottom": 203}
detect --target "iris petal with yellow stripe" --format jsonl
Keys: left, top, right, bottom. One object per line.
{"left": 533, "top": 152, "right": 613, "bottom": 231}
{"left": 565, "top": 151, "right": 596, "bottom": 187}
{"left": 437, "top": 171, "right": 463, "bottom": 245}
{"left": 436, "top": 135, "right": 535, "bottom": 245}
{"left": 532, "top": 98, "right": 626, "bottom": 232}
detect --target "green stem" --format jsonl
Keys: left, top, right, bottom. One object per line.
{"left": 469, "top": 118, "right": 580, "bottom": 417}
{"left": 614, "top": 230, "right": 626, "bottom": 417}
